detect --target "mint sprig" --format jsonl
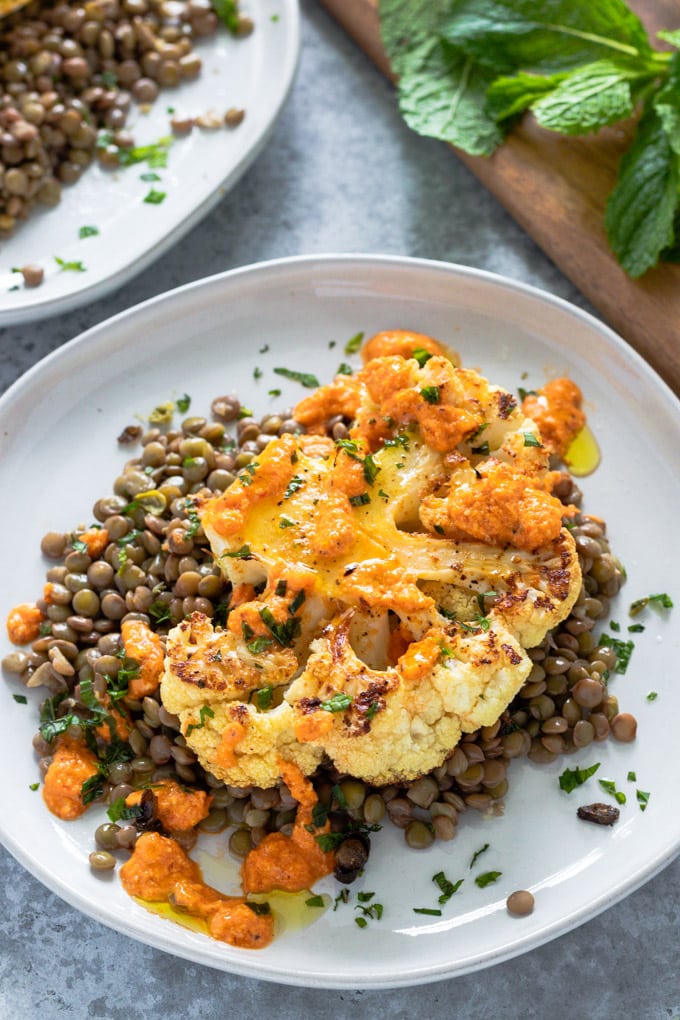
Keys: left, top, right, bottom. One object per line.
{"left": 379, "top": 0, "right": 680, "bottom": 278}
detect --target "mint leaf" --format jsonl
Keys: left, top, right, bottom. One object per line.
{"left": 486, "top": 70, "right": 567, "bottom": 121}
{"left": 653, "top": 53, "right": 680, "bottom": 156}
{"left": 605, "top": 106, "right": 679, "bottom": 278}
{"left": 380, "top": 0, "right": 502, "bottom": 155}
{"left": 531, "top": 60, "right": 641, "bottom": 135}
{"left": 441, "top": 0, "right": 653, "bottom": 75}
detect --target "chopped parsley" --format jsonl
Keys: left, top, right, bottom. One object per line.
{"left": 337, "top": 363, "right": 353, "bottom": 376}
{"left": 268, "top": 388, "right": 282, "bottom": 398}
{"left": 522, "top": 432, "right": 543, "bottom": 448}
{"left": 12, "top": 694, "right": 27, "bottom": 704}
{"left": 245, "top": 901, "right": 271, "bottom": 916}
{"left": 253, "top": 366, "right": 262, "bottom": 380}
{"left": 433, "top": 871, "right": 463, "bottom": 904}
{"left": 629, "top": 592, "right": 674, "bottom": 616}
{"left": 627, "top": 771, "right": 637, "bottom": 782}
{"left": 54, "top": 256, "right": 86, "bottom": 272}
{"left": 559, "top": 762, "right": 600, "bottom": 793}
{"left": 176, "top": 393, "right": 191, "bottom": 413}
{"left": 628, "top": 623, "right": 645, "bottom": 633}
{"left": 305, "top": 895, "right": 325, "bottom": 908}
{"left": 258, "top": 607, "right": 301, "bottom": 648}
{"left": 211, "top": 0, "right": 239, "bottom": 32}
{"left": 349, "top": 493, "right": 370, "bottom": 507}
{"left": 469, "top": 843, "right": 490, "bottom": 869}
{"left": 411, "top": 347, "right": 432, "bottom": 367}
{"left": 610, "top": 620, "right": 621, "bottom": 632}
{"left": 279, "top": 516, "right": 295, "bottom": 529}
{"left": 344, "top": 331, "right": 364, "bottom": 355}
{"left": 144, "top": 188, "right": 166, "bottom": 205}
{"left": 647, "top": 691, "right": 658, "bottom": 702}
{"left": 184, "top": 500, "right": 202, "bottom": 538}
{"left": 355, "top": 917, "right": 368, "bottom": 929}
{"left": 71, "top": 538, "right": 89, "bottom": 553}
{"left": 224, "top": 544, "right": 252, "bottom": 559}
{"left": 186, "top": 705, "right": 215, "bottom": 735}
{"left": 320, "top": 692, "right": 352, "bottom": 713}
{"left": 273, "top": 367, "right": 319, "bottom": 388}
{"left": 283, "top": 476, "right": 305, "bottom": 500}
{"left": 636, "top": 789, "right": 650, "bottom": 811}
{"left": 413, "top": 907, "right": 442, "bottom": 916}
{"left": 148, "top": 599, "right": 171, "bottom": 624}
{"left": 259, "top": 344, "right": 270, "bottom": 354}
{"left": 518, "top": 387, "right": 538, "bottom": 401}
{"left": 475, "top": 871, "right": 502, "bottom": 889}
{"left": 599, "top": 778, "right": 626, "bottom": 805}
{"left": 78, "top": 225, "right": 99, "bottom": 239}
{"left": 333, "top": 889, "right": 350, "bottom": 910}
{"left": 599, "top": 634, "right": 634, "bottom": 674}
{"left": 29, "top": 783, "right": 40, "bottom": 792}
{"left": 140, "top": 172, "right": 162, "bottom": 182}
{"left": 420, "top": 385, "right": 440, "bottom": 404}
{"left": 117, "top": 136, "right": 173, "bottom": 168}
{"left": 255, "top": 686, "right": 274, "bottom": 710}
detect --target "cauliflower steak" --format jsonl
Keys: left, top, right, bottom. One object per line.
{"left": 160, "top": 331, "right": 582, "bottom": 788}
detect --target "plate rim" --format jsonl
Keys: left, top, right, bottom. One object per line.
{"left": 1, "top": 252, "right": 679, "bottom": 989}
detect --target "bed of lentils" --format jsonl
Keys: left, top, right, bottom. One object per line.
{"left": 0, "top": 0, "right": 251, "bottom": 246}
{"left": 2, "top": 393, "right": 629, "bottom": 881}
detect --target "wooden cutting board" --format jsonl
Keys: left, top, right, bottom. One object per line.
{"left": 319, "top": 0, "right": 680, "bottom": 397}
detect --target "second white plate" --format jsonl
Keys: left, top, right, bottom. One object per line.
{"left": 0, "top": 0, "right": 299, "bottom": 325}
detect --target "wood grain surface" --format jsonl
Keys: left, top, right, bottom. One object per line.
{"left": 319, "top": 0, "right": 680, "bottom": 396}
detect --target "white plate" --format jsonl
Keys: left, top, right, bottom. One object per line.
{"left": 0, "top": 0, "right": 299, "bottom": 326}
{"left": 1, "top": 255, "right": 679, "bottom": 989}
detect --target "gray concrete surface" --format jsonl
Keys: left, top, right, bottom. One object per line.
{"left": 1, "top": 2, "right": 679, "bottom": 1017}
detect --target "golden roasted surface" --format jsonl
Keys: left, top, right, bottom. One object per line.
{"left": 160, "top": 332, "right": 582, "bottom": 787}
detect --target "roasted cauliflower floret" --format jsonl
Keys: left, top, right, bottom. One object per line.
{"left": 162, "top": 330, "right": 582, "bottom": 788}
{"left": 285, "top": 610, "right": 530, "bottom": 786}
{"left": 161, "top": 613, "right": 324, "bottom": 788}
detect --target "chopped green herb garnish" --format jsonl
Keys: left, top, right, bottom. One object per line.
{"left": 176, "top": 393, "right": 191, "bottom": 413}
{"left": 636, "top": 789, "right": 650, "bottom": 811}
{"left": 355, "top": 916, "right": 368, "bottom": 929}
{"left": 140, "top": 172, "right": 162, "bottom": 182}
{"left": 238, "top": 407, "right": 253, "bottom": 419}
{"left": 54, "top": 257, "right": 86, "bottom": 272}
{"left": 245, "top": 901, "right": 271, "bottom": 916}
{"left": 279, "top": 516, "right": 295, "bottom": 529}
{"left": 268, "top": 388, "right": 282, "bottom": 398}
{"left": 258, "top": 607, "right": 301, "bottom": 648}
{"left": 647, "top": 691, "right": 658, "bottom": 702}
{"left": 518, "top": 387, "right": 538, "bottom": 402}
{"left": 253, "top": 686, "right": 274, "bottom": 712}
{"left": 627, "top": 771, "right": 637, "bottom": 782}
{"left": 433, "top": 871, "right": 463, "bottom": 904}
{"left": 357, "top": 890, "right": 374, "bottom": 903}
{"left": 259, "top": 344, "right": 270, "bottom": 354}
{"left": 559, "top": 762, "right": 600, "bottom": 793}
{"left": 378, "top": 489, "right": 390, "bottom": 502}
{"left": 628, "top": 623, "right": 645, "bottom": 633}
{"left": 273, "top": 367, "right": 319, "bottom": 388}
{"left": 629, "top": 592, "right": 674, "bottom": 616}
{"left": 320, "top": 692, "right": 352, "bottom": 713}
{"left": 333, "top": 889, "right": 350, "bottom": 910}
{"left": 117, "top": 136, "right": 173, "bottom": 168}
{"left": 610, "top": 620, "right": 621, "bottom": 632}
{"left": 471, "top": 441, "right": 490, "bottom": 455}
{"left": 420, "top": 385, "right": 440, "bottom": 404}
{"left": 186, "top": 705, "right": 215, "bottom": 736}
{"left": 289, "top": 590, "right": 306, "bottom": 615}
{"left": 144, "top": 188, "right": 166, "bottom": 205}
{"left": 79, "top": 225, "right": 99, "bottom": 239}
{"left": 29, "top": 782, "right": 40, "bottom": 792}
{"left": 349, "top": 493, "right": 371, "bottom": 507}
{"left": 344, "top": 331, "right": 364, "bottom": 355}
{"left": 246, "top": 635, "right": 274, "bottom": 655}
{"left": 253, "top": 366, "right": 263, "bottom": 380}
{"left": 337, "top": 363, "right": 353, "bottom": 376}
{"left": 184, "top": 499, "right": 202, "bottom": 538}
{"left": 211, "top": 0, "right": 239, "bottom": 32}
{"left": 305, "top": 895, "right": 325, "bottom": 908}
{"left": 475, "top": 872, "right": 502, "bottom": 889}
{"left": 523, "top": 432, "right": 543, "bottom": 448}
{"left": 599, "top": 778, "right": 626, "bottom": 805}
{"left": 71, "top": 538, "right": 88, "bottom": 553}
{"left": 275, "top": 580, "right": 288, "bottom": 597}
{"left": 283, "top": 476, "right": 305, "bottom": 500}
{"left": 148, "top": 599, "right": 171, "bottom": 624}
{"left": 469, "top": 843, "right": 490, "bottom": 869}
{"left": 413, "top": 907, "right": 442, "bottom": 916}
{"left": 599, "top": 634, "right": 634, "bottom": 674}
{"left": 224, "top": 544, "right": 252, "bottom": 559}
{"left": 13, "top": 694, "right": 27, "bottom": 704}
{"left": 411, "top": 347, "right": 432, "bottom": 367}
